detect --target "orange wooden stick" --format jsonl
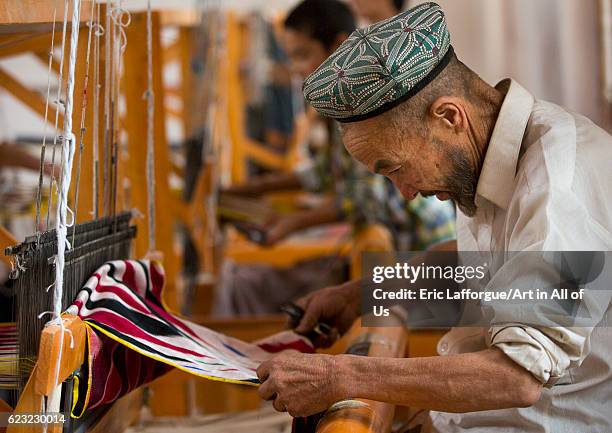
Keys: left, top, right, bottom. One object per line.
{"left": 0, "top": 226, "right": 17, "bottom": 267}
{"left": 35, "top": 315, "right": 87, "bottom": 396}
{"left": 317, "top": 319, "right": 408, "bottom": 433}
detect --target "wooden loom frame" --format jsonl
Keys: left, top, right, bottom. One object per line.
{"left": 0, "top": 3, "right": 172, "bottom": 432}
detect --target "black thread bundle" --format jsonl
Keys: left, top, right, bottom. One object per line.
{"left": 5, "top": 212, "right": 136, "bottom": 390}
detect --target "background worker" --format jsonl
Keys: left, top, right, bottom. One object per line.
{"left": 214, "top": 0, "right": 455, "bottom": 316}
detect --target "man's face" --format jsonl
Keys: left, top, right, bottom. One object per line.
{"left": 283, "top": 29, "right": 331, "bottom": 79}
{"left": 341, "top": 115, "right": 478, "bottom": 216}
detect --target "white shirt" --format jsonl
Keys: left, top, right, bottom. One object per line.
{"left": 431, "top": 79, "right": 612, "bottom": 433}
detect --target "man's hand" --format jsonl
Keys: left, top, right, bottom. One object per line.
{"left": 262, "top": 213, "right": 301, "bottom": 245}
{"left": 291, "top": 280, "right": 361, "bottom": 347}
{"left": 223, "top": 172, "right": 303, "bottom": 197}
{"left": 257, "top": 351, "right": 345, "bottom": 417}
{"left": 222, "top": 184, "right": 261, "bottom": 197}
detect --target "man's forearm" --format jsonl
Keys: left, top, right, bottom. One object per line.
{"left": 289, "top": 205, "right": 341, "bottom": 231}
{"left": 0, "top": 144, "right": 41, "bottom": 172}
{"left": 429, "top": 239, "right": 457, "bottom": 252}
{"left": 336, "top": 348, "right": 541, "bottom": 413}
{"left": 228, "top": 173, "right": 302, "bottom": 195}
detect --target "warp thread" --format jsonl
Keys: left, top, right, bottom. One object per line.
{"left": 72, "top": 0, "right": 98, "bottom": 246}
{"left": 48, "top": 0, "right": 81, "bottom": 419}
{"left": 34, "top": 1, "right": 58, "bottom": 235}
{"left": 145, "top": 0, "right": 156, "bottom": 253}
{"left": 45, "top": 0, "right": 71, "bottom": 229}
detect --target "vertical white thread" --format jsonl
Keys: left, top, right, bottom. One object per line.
{"left": 145, "top": 0, "right": 156, "bottom": 252}
{"left": 47, "top": 0, "right": 81, "bottom": 421}
{"left": 92, "top": 1, "right": 102, "bottom": 219}
{"left": 72, "top": 0, "right": 97, "bottom": 245}
{"left": 35, "top": 1, "right": 58, "bottom": 235}
{"left": 102, "top": 0, "right": 112, "bottom": 216}
{"left": 45, "top": 1, "right": 71, "bottom": 228}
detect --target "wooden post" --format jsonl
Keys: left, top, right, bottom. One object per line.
{"left": 178, "top": 26, "right": 196, "bottom": 138}
{"left": 0, "top": 1, "right": 92, "bottom": 26}
{"left": 0, "top": 32, "right": 63, "bottom": 58}
{"left": 225, "top": 13, "right": 247, "bottom": 183}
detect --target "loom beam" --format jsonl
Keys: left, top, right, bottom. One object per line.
{"left": 317, "top": 225, "right": 406, "bottom": 433}
{"left": 0, "top": 226, "right": 17, "bottom": 267}
{"left": 0, "top": 1, "right": 92, "bottom": 28}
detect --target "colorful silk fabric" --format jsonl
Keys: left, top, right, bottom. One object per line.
{"left": 0, "top": 323, "right": 18, "bottom": 389}
{"left": 67, "top": 260, "right": 313, "bottom": 416}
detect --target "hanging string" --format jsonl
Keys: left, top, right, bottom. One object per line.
{"left": 53, "top": 0, "right": 80, "bottom": 350}
{"left": 35, "top": 0, "right": 58, "bottom": 236}
{"left": 109, "top": 2, "right": 130, "bottom": 223}
{"left": 109, "top": 0, "right": 119, "bottom": 222}
{"left": 92, "top": 1, "right": 103, "bottom": 219}
{"left": 44, "top": 0, "right": 71, "bottom": 229}
{"left": 110, "top": 2, "right": 120, "bottom": 221}
{"left": 71, "top": 0, "right": 97, "bottom": 246}
{"left": 47, "top": 0, "right": 81, "bottom": 420}
{"left": 102, "top": 0, "right": 112, "bottom": 217}
{"left": 145, "top": 0, "right": 156, "bottom": 253}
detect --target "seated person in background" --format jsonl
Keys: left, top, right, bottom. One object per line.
{"left": 214, "top": 0, "right": 455, "bottom": 316}
{"left": 350, "top": 0, "right": 406, "bottom": 24}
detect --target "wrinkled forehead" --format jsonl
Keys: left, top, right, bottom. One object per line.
{"left": 340, "top": 118, "right": 399, "bottom": 163}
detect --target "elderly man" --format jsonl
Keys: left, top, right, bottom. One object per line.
{"left": 256, "top": 2, "right": 612, "bottom": 432}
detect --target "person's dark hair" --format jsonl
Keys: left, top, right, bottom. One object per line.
{"left": 392, "top": 0, "right": 405, "bottom": 13}
{"left": 284, "top": 0, "right": 356, "bottom": 49}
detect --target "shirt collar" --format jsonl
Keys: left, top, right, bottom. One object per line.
{"left": 475, "top": 79, "right": 534, "bottom": 210}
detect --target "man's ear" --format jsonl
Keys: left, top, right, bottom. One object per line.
{"left": 429, "top": 96, "right": 469, "bottom": 132}
{"left": 331, "top": 33, "right": 350, "bottom": 51}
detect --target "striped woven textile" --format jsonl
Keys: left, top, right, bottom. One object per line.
{"left": 67, "top": 260, "right": 313, "bottom": 416}
{"left": 0, "top": 323, "right": 19, "bottom": 389}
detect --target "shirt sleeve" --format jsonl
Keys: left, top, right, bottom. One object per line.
{"left": 294, "top": 163, "right": 321, "bottom": 192}
{"left": 336, "top": 164, "right": 387, "bottom": 228}
{"left": 405, "top": 196, "right": 456, "bottom": 250}
{"left": 294, "top": 145, "right": 329, "bottom": 193}
{"left": 487, "top": 185, "right": 612, "bottom": 387}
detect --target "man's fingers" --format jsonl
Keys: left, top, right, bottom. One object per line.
{"left": 295, "top": 295, "right": 325, "bottom": 333}
{"left": 286, "top": 295, "right": 312, "bottom": 329}
{"left": 256, "top": 361, "right": 270, "bottom": 382}
{"left": 258, "top": 380, "right": 276, "bottom": 401}
{"left": 293, "top": 293, "right": 311, "bottom": 310}
{"left": 295, "top": 306, "right": 320, "bottom": 334}
{"left": 272, "top": 397, "right": 287, "bottom": 412}
{"left": 312, "top": 328, "right": 339, "bottom": 348}
{"left": 263, "top": 227, "right": 282, "bottom": 246}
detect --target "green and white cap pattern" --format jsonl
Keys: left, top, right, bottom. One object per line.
{"left": 303, "top": 2, "right": 452, "bottom": 123}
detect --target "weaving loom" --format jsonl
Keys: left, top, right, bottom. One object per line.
{"left": 6, "top": 213, "right": 135, "bottom": 386}
{"left": 1, "top": 0, "right": 147, "bottom": 428}
{"left": 0, "top": 0, "right": 163, "bottom": 429}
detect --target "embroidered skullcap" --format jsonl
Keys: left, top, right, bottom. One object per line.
{"left": 302, "top": 2, "right": 452, "bottom": 123}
